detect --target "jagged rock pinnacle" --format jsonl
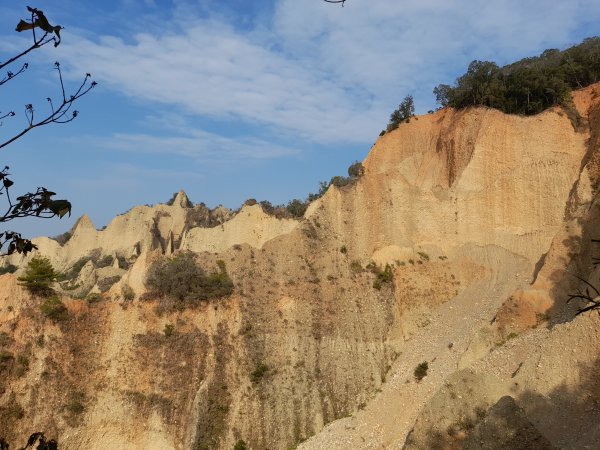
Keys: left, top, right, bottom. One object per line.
{"left": 172, "top": 190, "right": 192, "bottom": 208}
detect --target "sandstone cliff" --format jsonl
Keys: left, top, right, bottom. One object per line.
{"left": 1, "top": 83, "right": 599, "bottom": 450}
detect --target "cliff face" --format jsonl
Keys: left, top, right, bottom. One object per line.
{"left": 0, "top": 84, "right": 599, "bottom": 450}
{"left": 308, "top": 103, "right": 585, "bottom": 264}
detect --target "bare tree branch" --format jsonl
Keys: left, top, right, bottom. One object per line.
{"left": 567, "top": 248, "right": 600, "bottom": 315}
{"left": 0, "top": 33, "right": 56, "bottom": 71}
{"left": 0, "top": 63, "right": 29, "bottom": 87}
{"left": 0, "top": 7, "right": 92, "bottom": 256}
{"left": 0, "top": 63, "right": 96, "bottom": 150}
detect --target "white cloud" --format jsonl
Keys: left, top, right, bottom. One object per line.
{"left": 67, "top": 125, "right": 301, "bottom": 162}
{"left": 24, "top": 0, "right": 600, "bottom": 146}
{"left": 58, "top": 19, "right": 379, "bottom": 143}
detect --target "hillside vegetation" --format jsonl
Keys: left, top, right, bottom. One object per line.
{"left": 433, "top": 37, "right": 599, "bottom": 115}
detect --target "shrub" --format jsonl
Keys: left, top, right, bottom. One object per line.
{"left": 0, "top": 264, "right": 17, "bottom": 275}
{"left": 372, "top": 264, "right": 394, "bottom": 289}
{"left": 234, "top": 440, "right": 247, "bottom": 450}
{"left": 5, "top": 395, "right": 24, "bottom": 420}
{"left": 286, "top": 199, "right": 308, "bottom": 218}
{"left": 146, "top": 252, "right": 234, "bottom": 303}
{"left": 306, "top": 181, "right": 329, "bottom": 202}
{"left": 414, "top": 361, "right": 429, "bottom": 381}
{"left": 259, "top": 200, "right": 275, "bottom": 215}
{"left": 165, "top": 192, "right": 178, "bottom": 206}
{"left": 340, "top": 245, "right": 347, "bottom": 254}
{"left": 250, "top": 363, "right": 269, "bottom": 383}
{"left": 117, "top": 255, "right": 131, "bottom": 270}
{"left": 347, "top": 161, "right": 365, "bottom": 178}
{"left": 386, "top": 122, "right": 398, "bottom": 133}
{"left": 18, "top": 256, "right": 60, "bottom": 296}
{"left": 96, "top": 255, "right": 114, "bottom": 268}
{"left": 417, "top": 251, "right": 430, "bottom": 261}
{"left": 163, "top": 323, "right": 175, "bottom": 337}
{"left": 40, "top": 296, "right": 68, "bottom": 322}
{"left": 329, "top": 175, "right": 352, "bottom": 188}
{"left": 0, "top": 350, "right": 14, "bottom": 363}
{"left": 50, "top": 231, "right": 72, "bottom": 246}
{"left": 377, "top": 264, "right": 394, "bottom": 283}
{"left": 65, "top": 391, "right": 86, "bottom": 415}
{"left": 64, "top": 249, "right": 102, "bottom": 279}
{"left": 14, "top": 354, "right": 29, "bottom": 377}
{"left": 86, "top": 293, "right": 102, "bottom": 304}
{"left": 350, "top": 260, "right": 363, "bottom": 273}
{"left": 121, "top": 283, "right": 135, "bottom": 301}
{"left": 0, "top": 331, "right": 10, "bottom": 347}
{"left": 97, "top": 275, "right": 121, "bottom": 293}
{"left": 65, "top": 257, "right": 91, "bottom": 280}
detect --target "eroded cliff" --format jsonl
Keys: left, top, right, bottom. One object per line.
{"left": 1, "top": 83, "right": 599, "bottom": 450}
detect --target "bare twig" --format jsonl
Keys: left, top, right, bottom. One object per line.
{"left": 0, "top": 63, "right": 29, "bottom": 87}
{"left": 0, "top": 111, "right": 16, "bottom": 122}
{"left": 567, "top": 268, "right": 600, "bottom": 315}
{"left": 0, "top": 34, "right": 55, "bottom": 70}
{"left": 0, "top": 63, "right": 96, "bottom": 150}
{"left": 0, "top": 7, "right": 92, "bottom": 256}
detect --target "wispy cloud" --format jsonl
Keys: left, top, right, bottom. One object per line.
{"left": 106, "top": 130, "right": 301, "bottom": 161}
{"left": 64, "top": 125, "right": 301, "bottom": 162}
{"left": 50, "top": 0, "right": 600, "bottom": 147}
{"left": 57, "top": 22, "right": 376, "bottom": 143}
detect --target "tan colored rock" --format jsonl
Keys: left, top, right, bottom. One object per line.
{"left": 308, "top": 105, "right": 586, "bottom": 264}
{"left": 181, "top": 204, "right": 298, "bottom": 253}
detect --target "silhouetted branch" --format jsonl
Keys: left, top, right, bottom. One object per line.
{"left": 0, "top": 7, "right": 62, "bottom": 71}
{"left": 0, "top": 6, "right": 86, "bottom": 256}
{"left": 0, "top": 166, "right": 70, "bottom": 254}
{"left": 567, "top": 254, "right": 600, "bottom": 315}
{"left": 0, "top": 111, "right": 16, "bottom": 122}
{"left": 0, "top": 167, "right": 71, "bottom": 221}
{"left": 0, "top": 62, "right": 96, "bottom": 150}
{"left": 0, "top": 33, "right": 55, "bottom": 71}
{"left": 323, "top": 0, "right": 346, "bottom": 4}
{"left": 0, "top": 63, "right": 28, "bottom": 87}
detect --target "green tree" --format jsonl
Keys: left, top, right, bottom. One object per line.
{"left": 433, "top": 37, "right": 599, "bottom": 116}
{"left": 17, "top": 256, "right": 60, "bottom": 296}
{"left": 387, "top": 95, "right": 415, "bottom": 131}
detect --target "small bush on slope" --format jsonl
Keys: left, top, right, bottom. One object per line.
{"left": 146, "top": 252, "right": 233, "bottom": 303}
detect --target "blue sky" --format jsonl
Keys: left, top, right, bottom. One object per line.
{"left": 0, "top": 0, "right": 599, "bottom": 239}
